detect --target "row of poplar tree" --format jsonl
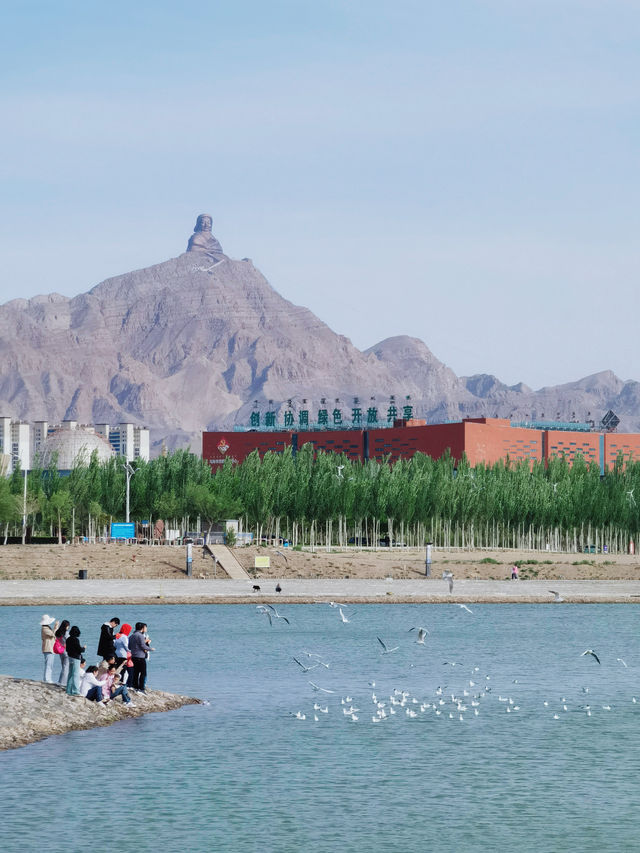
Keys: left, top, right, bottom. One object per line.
{"left": 1, "top": 446, "right": 639, "bottom": 552}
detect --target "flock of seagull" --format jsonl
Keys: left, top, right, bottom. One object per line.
{"left": 255, "top": 600, "right": 637, "bottom": 726}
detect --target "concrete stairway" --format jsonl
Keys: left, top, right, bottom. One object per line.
{"left": 203, "top": 544, "right": 250, "bottom": 579}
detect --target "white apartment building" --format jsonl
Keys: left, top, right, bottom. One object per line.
{"left": 94, "top": 422, "right": 150, "bottom": 462}
{"left": 0, "top": 417, "right": 30, "bottom": 473}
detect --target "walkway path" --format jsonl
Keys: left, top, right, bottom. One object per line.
{"left": 2, "top": 578, "right": 640, "bottom": 605}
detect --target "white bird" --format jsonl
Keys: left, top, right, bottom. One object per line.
{"left": 442, "top": 571, "right": 454, "bottom": 594}
{"left": 329, "top": 602, "right": 350, "bottom": 609}
{"left": 549, "top": 590, "right": 564, "bottom": 603}
{"left": 292, "top": 657, "right": 318, "bottom": 673}
{"left": 457, "top": 604, "right": 473, "bottom": 614}
{"left": 581, "top": 649, "right": 601, "bottom": 665}
{"left": 339, "top": 607, "right": 351, "bottom": 624}
{"left": 262, "top": 603, "right": 290, "bottom": 624}
{"left": 294, "top": 711, "right": 306, "bottom": 720}
{"left": 409, "top": 627, "right": 429, "bottom": 644}
{"left": 443, "top": 660, "right": 460, "bottom": 667}
{"left": 377, "top": 637, "right": 399, "bottom": 655}
{"left": 302, "top": 652, "right": 330, "bottom": 668}
{"left": 308, "top": 681, "right": 334, "bottom": 694}
{"left": 617, "top": 658, "right": 628, "bottom": 668}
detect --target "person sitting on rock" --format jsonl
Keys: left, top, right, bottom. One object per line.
{"left": 80, "top": 665, "right": 105, "bottom": 702}
{"left": 103, "top": 670, "right": 133, "bottom": 705}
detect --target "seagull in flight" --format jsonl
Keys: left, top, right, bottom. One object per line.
{"left": 617, "top": 658, "right": 628, "bottom": 668}
{"left": 457, "top": 604, "right": 473, "bottom": 614}
{"left": 409, "top": 627, "right": 429, "bottom": 644}
{"left": 377, "top": 637, "right": 399, "bottom": 655}
{"left": 442, "top": 571, "right": 454, "bottom": 594}
{"left": 303, "top": 652, "right": 330, "bottom": 668}
{"left": 582, "top": 649, "right": 601, "bottom": 665}
{"left": 309, "top": 681, "right": 335, "bottom": 694}
{"left": 263, "top": 603, "right": 290, "bottom": 624}
{"left": 549, "top": 590, "right": 564, "bottom": 602}
{"left": 292, "top": 657, "right": 318, "bottom": 673}
{"left": 339, "top": 607, "right": 351, "bottom": 623}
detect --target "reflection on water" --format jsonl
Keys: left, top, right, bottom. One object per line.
{"left": 1, "top": 603, "right": 639, "bottom": 851}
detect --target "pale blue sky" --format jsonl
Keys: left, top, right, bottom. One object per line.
{"left": 1, "top": 0, "right": 638, "bottom": 388}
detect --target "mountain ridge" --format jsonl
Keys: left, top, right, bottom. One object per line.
{"left": 1, "top": 218, "right": 638, "bottom": 451}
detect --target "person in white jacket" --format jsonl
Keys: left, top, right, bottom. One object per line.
{"left": 80, "top": 665, "right": 106, "bottom": 701}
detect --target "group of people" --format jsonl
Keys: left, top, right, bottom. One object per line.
{"left": 40, "top": 614, "right": 155, "bottom": 704}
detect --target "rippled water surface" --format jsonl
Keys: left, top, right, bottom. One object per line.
{"left": 1, "top": 603, "right": 639, "bottom": 852}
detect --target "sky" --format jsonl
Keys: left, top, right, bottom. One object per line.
{"left": 1, "top": 0, "right": 638, "bottom": 390}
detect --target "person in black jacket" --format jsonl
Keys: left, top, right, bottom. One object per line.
{"left": 65, "top": 626, "right": 86, "bottom": 696}
{"left": 97, "top": 617, "right": 120, "bottom": 660}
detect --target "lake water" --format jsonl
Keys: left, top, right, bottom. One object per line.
{"left": 1, "top": 603, "right": 639, "bottom": 852}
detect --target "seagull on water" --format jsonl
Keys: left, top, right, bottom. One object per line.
{"left": 581, "top": 649, "right": 601, "bottom": 665}
{"left": 377, "top": 637, "right": 399, "bottom": 655}
{"left": 409, "top": 627, "right": 429, "bottom": 644}
{"left": 549, "top": 590, "right": 564, "bottom": 602}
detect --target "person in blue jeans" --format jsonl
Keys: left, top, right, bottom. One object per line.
{"left": 106, "top": 672, "right": 132, "bottom": 704}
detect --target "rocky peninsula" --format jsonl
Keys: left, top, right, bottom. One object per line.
{"left": 0, "top": 675, "right": 201, "bottom": 751}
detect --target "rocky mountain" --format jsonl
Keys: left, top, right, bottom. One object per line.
{"left": 1, "top": 215, "right": 638, "bottom": 451}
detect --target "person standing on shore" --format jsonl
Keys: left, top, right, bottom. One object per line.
{"left": 114, "top": 623, "right": 132, "bottom": 683}
{"left": 40, "top": 615, "right": 59, "bottom": 683}
{"left": 129, "top": 622, "right": 149, "bottom": 693}
{"left": 97, "top": 617, "right": 120, "bottom": 660}
{"left": 65, "top": 626, "right": 86, "bottom": 696}
{"left": 54, "top": 620, "right": 70, "bottom": 686}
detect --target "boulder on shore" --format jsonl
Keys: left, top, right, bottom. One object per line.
{"left": 0, "top": 675, "right": 201, "bottom": 751}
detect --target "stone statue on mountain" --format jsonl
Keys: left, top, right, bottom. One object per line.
{"left": 186, "top": 214, "right": 225, "bottom": 259}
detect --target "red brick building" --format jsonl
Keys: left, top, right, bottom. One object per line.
{"left": 203, "top": 418, "right": 640, "bottom": 473}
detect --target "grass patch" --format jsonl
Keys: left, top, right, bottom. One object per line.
{"left": 479, "top": 557, "right": 500, "bottom": 565}
{"left": 573, "top": 559, "right": 596, "bottom": 566}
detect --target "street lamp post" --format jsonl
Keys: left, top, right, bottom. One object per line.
{"left": 123, "top": 462, "right": 136, "bottom": 524}
{"left": 21, "top": 467, "right": 28, "bottom": 545}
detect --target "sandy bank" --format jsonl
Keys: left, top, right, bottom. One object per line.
{"left": 0, "top": 675, "right": 201, "bottom": 751}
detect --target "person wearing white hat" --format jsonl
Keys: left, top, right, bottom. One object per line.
{"left": 40, "top": 614, "right": 59, "bottom": 683}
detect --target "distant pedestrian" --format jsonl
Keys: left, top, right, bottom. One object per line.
{"left": 65, "top": 626, "right": 86, "bottom": 696}
{"left": 98, "top": 617, "right": 120, "bottom": 660}
{"left": 511, "top": 565, "right": 519, "bottom": 580}
{"left": 40, "top": 614, "right": 59, "bottom": 683}
{"left": 54, "top": 620, "right": 70, "bottom": 686}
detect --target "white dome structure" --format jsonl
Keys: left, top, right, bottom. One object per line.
{"left": 38, "top": 428, "right": 115, "bottom": 470}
